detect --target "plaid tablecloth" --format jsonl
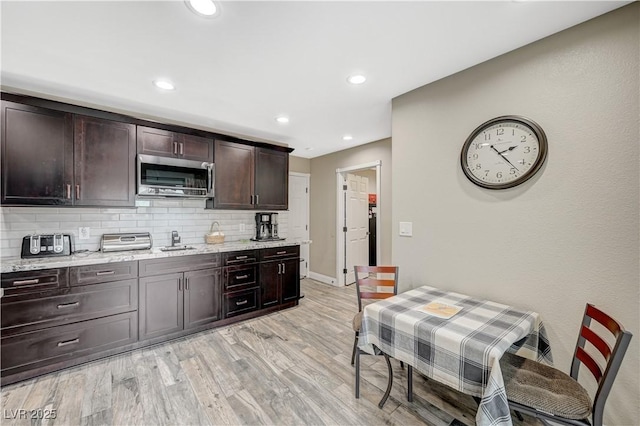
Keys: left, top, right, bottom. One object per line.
{"left": 359, "top": 285, "right": 553, "bottom": 426}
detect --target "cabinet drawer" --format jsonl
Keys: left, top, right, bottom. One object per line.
{"left": 260, "top": 245, "right": 299, "bottom": 261}
{"left": 224, "top": 288, "right": 258, "bottom": 318}
{"left": 1, "top": 268, "right": 68, "bottom": 298}
{"left": 70, "top": 261, "right": 138, "bottom": 286}
{"left": 1, "top": 279, "right": 138, "bottom": 335}
{"left": 1, "top": 312, "right": 137, "bottom": 373}
{"left": 139, "top": 254, "right": 220, "bottom": 277}
{"left": 223, "top": 250, "right": 258, "bottom": 266}
{"left": 224, "top": 264, "right": 257, "bottom": 291}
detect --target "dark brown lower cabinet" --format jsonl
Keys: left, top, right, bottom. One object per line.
{"left": 184, "top": 268, "right": 222, "bottom": 329}
{"left": 138, "top": 267, "right": 222, "bottom": 341}
{"left": 1, "top": 246, "right": 300, "bottom": 385}
{"left": 1, "top": 312, "right": 137, "bottom": 378}
{"left": 260, "top": 258, "right": 300, "bottom": 308}
{"left": 138, "top": 273, "right": 184, "bottom": 341}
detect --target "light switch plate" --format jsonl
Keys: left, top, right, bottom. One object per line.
{"left": 399, "top": 222, "right": 413, "bottom": 237}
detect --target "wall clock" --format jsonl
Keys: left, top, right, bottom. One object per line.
{"left": 460, "top": 115, "right": 548, "bottom": 190}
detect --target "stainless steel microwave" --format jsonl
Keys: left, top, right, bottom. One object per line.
{"left": 137, "top": 154, "right": 214, "bottom": 198}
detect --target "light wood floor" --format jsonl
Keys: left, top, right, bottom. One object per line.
{"left": 1, "top": 279, "right": 541, "bottom": 426}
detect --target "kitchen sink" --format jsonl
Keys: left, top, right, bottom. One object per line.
{"left": 159, "top": 245, "right": 196, "bottom": 252}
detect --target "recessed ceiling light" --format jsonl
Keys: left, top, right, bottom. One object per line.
{"left": 347, "top": 74, "right": 367, "bottom": 85}
{"left": 276, "top": 116, "right": 290, "bottom": 124}
{"left": 185, "top": 0, "right": 219, "bottom": 17}
{"left": 153, "top": 79, "right": 175, "bottom": 91}
{"left": 342, "top": 134, "right": 353, "bottom": 141}
{"left": 305, "top": 147, "right": 314, "bottom": 151}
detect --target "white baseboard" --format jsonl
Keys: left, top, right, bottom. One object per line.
{"left": 308, "top": 271, "right": 339, "bottom": 287}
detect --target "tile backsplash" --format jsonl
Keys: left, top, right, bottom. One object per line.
{"left": 0, "top": 199, "right": 287, "bottom": 259}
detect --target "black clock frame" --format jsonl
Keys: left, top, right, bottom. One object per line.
{"left": 460, "top": 115, "right": 548, "bottom": 190}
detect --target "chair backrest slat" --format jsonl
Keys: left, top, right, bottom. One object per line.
{"left": 581, "top": 324, "right": 612, "bottom": 361}
{"left": 575, "top": 346, "right": 603, "bottom": 382}
{"left": 354, "top": 265, "right": 399, "bottom": 312}
{"left": 586, "top": 304, "right": 623, "bottom": 336}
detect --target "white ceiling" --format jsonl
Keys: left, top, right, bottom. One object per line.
{"left": 0, "top": 1, "right": 629, "bottom": 158}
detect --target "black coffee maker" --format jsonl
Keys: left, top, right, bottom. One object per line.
{"left": 252, "top": 212, "right": 281, "bottom": 241}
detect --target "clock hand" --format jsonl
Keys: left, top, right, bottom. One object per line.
{"left": 498, "top": 145, "right": 518, "bottom": 155}
{"left": 491, "top": 145, "right": 519, "bottom": 171}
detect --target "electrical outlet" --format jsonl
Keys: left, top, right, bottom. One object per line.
{"left": 78, "top": 227, "right": 90, "bottom": 240}
{"left": 239, "top": 223, "right": 246, "bottom": 232}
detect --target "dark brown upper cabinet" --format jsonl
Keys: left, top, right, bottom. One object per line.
{"left": 1, "top": 101, "right": 74, "bottom": 205}
{"left": 213, "top": 140, "right": 289, "bottom": 210}
{"left": 137, "top": 126, "right": 213, "bottom": 163}
{"left": 74, "top": 115, "right": 136, "bottom": 206}
{"left": 1, "top": 101, "right": 136, "bottom": 207}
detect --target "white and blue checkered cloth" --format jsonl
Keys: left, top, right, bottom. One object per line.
{"left": 359, "top": 285, "right": 553, "bottom": 426}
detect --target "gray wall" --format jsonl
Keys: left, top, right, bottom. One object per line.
{"left": 391, "top": 5, "right": 638, "bottom": 423}
{"left": 309, "top": 138, "right": 391, "bottom": 280}
{"left": 289, "top": 155, "right": 311, "bottom": 174}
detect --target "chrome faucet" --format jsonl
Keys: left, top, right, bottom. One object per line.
{"left": 171, "top": 230, "right": 181, "bottom": 247}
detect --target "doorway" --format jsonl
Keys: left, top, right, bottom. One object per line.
{"left": 336, "top": 161, "right": 382, "bottom": 286}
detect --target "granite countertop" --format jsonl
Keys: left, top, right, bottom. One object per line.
{"left": 0, "top": 240, "right": 311, "bottom": 273}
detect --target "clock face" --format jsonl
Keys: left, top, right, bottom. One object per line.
{"left": 460, "top": 116, "right": 548, "bottom": 189}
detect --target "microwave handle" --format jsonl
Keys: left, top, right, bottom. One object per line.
{"left": 207, "top": 163, "right": 215, "bottom": 195}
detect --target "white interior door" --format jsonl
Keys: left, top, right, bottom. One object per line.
{"left": 288, "top": 173, "right": 309, "bottom": 278}
{"left": 345, "top": 173, "right": 369, "bottom": 284}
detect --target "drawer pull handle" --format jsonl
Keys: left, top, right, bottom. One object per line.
{"left": 12, "top": 279, "right": 40, "bottom": 286}
{"left": 235, "top": 256, "right": 248, "bottom": 260}
{"left": 57, "top": 338, "right": 79, "bottom": 347}
{"left": 235, "top": 274, "right": 249, "bottom": 280}
{"left": 277, "top": 251, "right": 286, "bottom": 255}
{"left": 236, "top": 300, "right": 248, "bottom": 306}
{"left": 96, "top": 271, "right": 115, "bottom": 276}
{"left": 57, "top": 302, "right": 80, "bottom": 309}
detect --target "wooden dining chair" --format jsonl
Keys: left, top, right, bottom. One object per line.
{"left": 351, "top": 265, "right": 399, "bottom": 366}
{"left": 501, "top": 303, "right": 632, "bottom": 426}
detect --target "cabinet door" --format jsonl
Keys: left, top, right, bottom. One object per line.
{"left": 137, "top": 126, "right": 177, "bottom": 157}
{"left": 213, "top": 140, "right": 254, "bottom": 209}
{"left": 184, "top": 268, "right": 221, "bottom": 329}
{"left": 255, "top": 148, "right": 289, "bottom": 210}
{"left": 259, "top": 261, "right": 280, "bottom": 308}
{"left": 74, "top": 116, "right": 136, "bottom": 206}
{"left": 179, "top": 134, "right": 213, "bottom": 162}
{"left": 281, "top": 258, "right": 300, "bottom": 303}
{"left": 1, "top": 101, "right": 73, "bottom": 205}
{"left": 139, "top": 273, "right": 184, "bottom": 341}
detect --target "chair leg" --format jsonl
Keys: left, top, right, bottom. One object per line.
{"left": 355, "top": 346, "right": 360, "bottom": 398}
{"left": 351, "top": 332, "right": 358, "bottom": 366}
{"left": 407, "top": 365, "right": 413, "bottom": 402}
{"left": 378, "top": 353, "right": 393, "bottom": 408}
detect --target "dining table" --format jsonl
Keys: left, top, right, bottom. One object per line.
{"left": 358, "top": 285, "right": 553, "bottom": 426}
